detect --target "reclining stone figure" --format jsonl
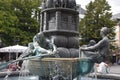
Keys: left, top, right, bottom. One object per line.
{"left": 20, "top": 32, "right": 57, "bottom": 58}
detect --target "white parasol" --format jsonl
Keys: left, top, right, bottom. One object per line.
{"left": 0, "top": 44, "right": 28, "bottom": 60}
{"left": 0, "top": 44, "right": 28, "bottom": 53}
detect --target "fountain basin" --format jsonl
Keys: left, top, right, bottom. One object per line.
{"left": 27, "top": 57, "right": 94, "bottom": 79}
{"left": 78, "top": 58, "right": 94, "bottom": 76}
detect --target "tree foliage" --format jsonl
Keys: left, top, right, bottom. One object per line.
{"left": 0, "top": 0, "right": 18, "bottom": 46}
{"left": 0, "top": 0, "right": 41, "bottom": 46}
{"left": 79, "top": 0, "right": 116, "bottom": 48}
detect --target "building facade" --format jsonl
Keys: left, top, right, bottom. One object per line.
{"left": 112, "top": 13, "right": 120, "bottom": 48}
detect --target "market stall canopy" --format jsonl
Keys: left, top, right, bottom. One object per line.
{"left": 0, "top": 44, "right": 28, "bottom": 53}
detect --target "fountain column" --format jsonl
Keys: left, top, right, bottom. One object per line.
{"left": 40, "top": 0, "right": 80, "bottom": 58}
{"left": 56, "top": 11, "right": 61, "bottom": 30}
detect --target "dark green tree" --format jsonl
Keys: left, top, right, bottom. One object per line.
{"left": 79, "top": 0, "right": 116, "bottom": 47}
{"left": 0, "top": 0, "right": 41, "bottom": 46}
{"left": 0, "top": 0, "right": 18, "bottom": 46}
{"left": 11, "top": 0, "right": 41, "bottom": 45}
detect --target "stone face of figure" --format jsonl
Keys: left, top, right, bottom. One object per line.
{"left": 35, "top": 32, "right": 45, "bottom": 45}
{"left": 81, "top": 27, "right": 110, "bottom": 63}
{"left": 100, "top": 27, "right": 109, "bottom": 38}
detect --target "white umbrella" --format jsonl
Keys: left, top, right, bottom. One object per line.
{"left": 0, "top": 44, "right": 28, "bottom": 60}
{"left": 0, "top": 44, "right": 28, "bottom": 53}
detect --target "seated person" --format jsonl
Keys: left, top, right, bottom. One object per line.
{"left": 96, "top": 60, "right": 110, "bottom": 74}
{"left": 9, "top": 63, "right": 17, "bottom": 71}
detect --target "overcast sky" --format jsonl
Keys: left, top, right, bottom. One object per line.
{"left": 76, "top": 0, "right": 120, "bottom": 15}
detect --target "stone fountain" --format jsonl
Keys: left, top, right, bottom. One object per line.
{"left": 26, "top": 0, "right": 94, "bottom": 80}
{"left": 0, "top": 0, "right": 95, "bottom": 80}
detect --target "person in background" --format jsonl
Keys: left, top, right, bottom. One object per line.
{"left": 9, "top": 63, "right": 17, "bottom": 71}
{"left": 96, "top": 60, "right": 110, "bottom": 74}
{"left": 117, "top": 55, "right": 120, "bottom": 65}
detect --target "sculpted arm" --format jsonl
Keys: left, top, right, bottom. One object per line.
{"left": 81, "top": 39, "right": 105, "bottom": 51}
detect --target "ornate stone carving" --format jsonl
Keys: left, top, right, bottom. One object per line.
{"left": 53, "top": 0, "right": 61, "bottom": 7}
{"left": 46, "top": 0, "right": 53, "bottom": 8}
{"left": 41, "top": 0, "right": 77, "bottom": 9}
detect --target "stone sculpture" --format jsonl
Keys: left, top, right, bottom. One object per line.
{"left": 68, "top": 0, "right": 76, "bottom": 9}
{"left": 20, "top": 32, "right": 57, "bottom": 58}
{"left": 53, "top": 0, "right": 61, "bottom": 7}
{"left": 0, "top": 1, "right": 109, "bottom": 80}
{"left": 87, "top": 40, "right": 96, "bottom": 47}
{"left": 31, "top": 32, "right": 57, "bottom": 55}
{"left": 41, "top": 0, "right": 46, "bottom": 10}
{"left": 39, "top": 0, "right": 79, "bottom": 58}
{"left": 60, "top": 0, "right": 68, "bottom": 8}
{"left": 81, "top": 27, "right": 110, "bottom": 63}
{"left": 41, "top": 0, "right": 76, "bottom": 9}
{"left": 46, "top": 0, "right": 53, "bottom": 8}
